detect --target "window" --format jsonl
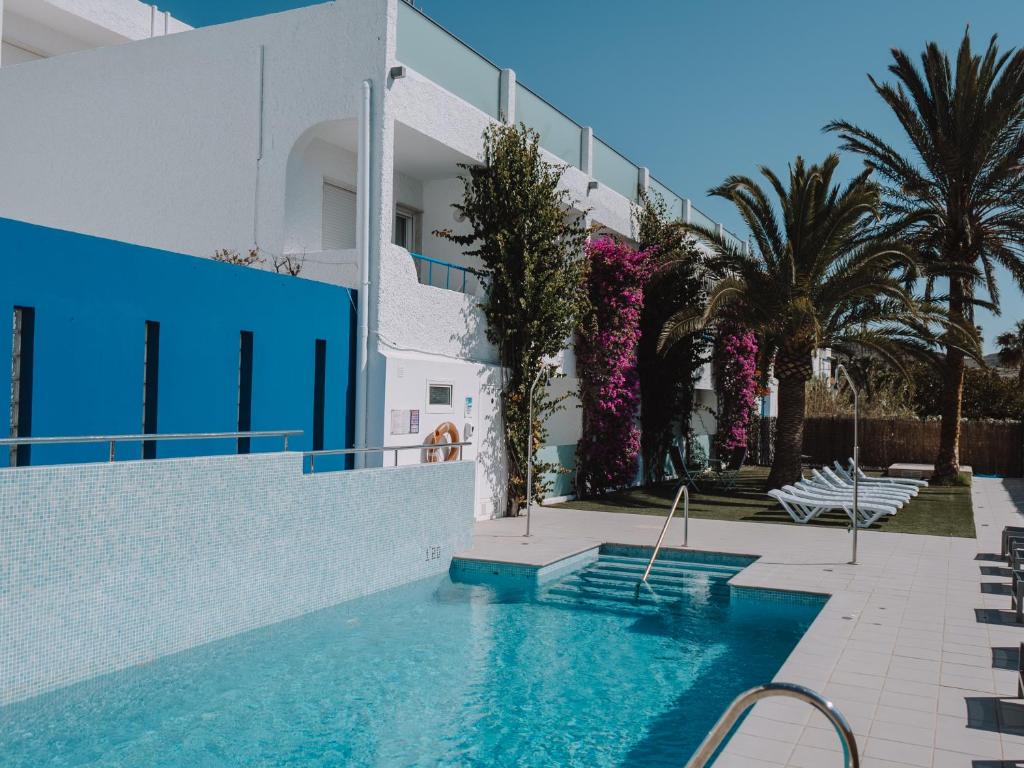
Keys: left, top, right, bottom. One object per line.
{"left": 9, "top": 306, "right": 35, "bottom": 467}
{"left": 312, "top": 339, "right": 327, "bottom": 451}
{"left": 322, "top": 181, "right": 357, "bottom": 250}
{"left": 141, "top": 321, "right": 160, "bottom": 459}
{"left": 237, "top": 331, "right": 254, "bottom": 454}
{"left": 426, "top": 382, "right": 453, "bottom": 413}
{"left": 393, "top": 206, "right": 421, "bottom": 251}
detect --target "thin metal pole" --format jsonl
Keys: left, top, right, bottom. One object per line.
{"left": 641, "top": 484, "right": 688, "bottom": 582}
{"left": 835, "top": 363, "right": 859, "bottom": 565}
{"left": 525, "top": 367, "right": 543, "bottom": 537}
{"left": 283, "top": 434, "right": 289, "bottom": 451}
{"left": 683, "top": 484, "right": 690, "bottom": 547}
{"left": 394, "top": 447, "right": 399, "bottom": 467}
{"left": 310, "top": 454, "right": 315, "bottom": 474}
{"left": 109, "top": 441, "right": 115, "bottom": 462}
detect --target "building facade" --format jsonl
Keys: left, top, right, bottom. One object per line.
{"left": 0, "top": 0, "right": 750, "bottom": 518}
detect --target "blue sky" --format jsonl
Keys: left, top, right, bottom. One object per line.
{"left": 162, "top": 0, "right": 1024, "bottom": 351}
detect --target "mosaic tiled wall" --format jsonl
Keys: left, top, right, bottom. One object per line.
{"left": 0, "top": 454, "right": 475, "bottom": 706}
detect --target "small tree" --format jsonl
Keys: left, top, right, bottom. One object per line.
{"left": 213, "top": 247, "right": 265, "bottom": 267}
{"left": 438, "top": 124, "right": 587, "bottom": 516}
{"left": 996, "top": 320, "right": 1024, "bottom": 386}
{"left": 634, "top": 192, "right": 710, "bottom": 484}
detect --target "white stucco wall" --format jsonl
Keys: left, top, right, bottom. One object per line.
{"left": 1, "top": 0, "right": 190, "bottom": 67}
{"left": 0, "top": 0, "right": 388, "bottom": 260}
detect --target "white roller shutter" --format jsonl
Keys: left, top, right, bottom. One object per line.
{"left": 322, "top": 182, "right": 357, "bottom": 250}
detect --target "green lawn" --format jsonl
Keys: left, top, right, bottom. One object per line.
{"left": 554, "top": 466, "right": 976, "bottom": 538}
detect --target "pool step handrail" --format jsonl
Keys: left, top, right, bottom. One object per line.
{"left": 684, "top": 682, "right": 859, "bottom": 767}
{"left": 639, "top": 484, "right": 688, "bottom": 583}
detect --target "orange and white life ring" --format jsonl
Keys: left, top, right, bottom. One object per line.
{"left": 424, "top": 421, "right": 461, "bottom": 462}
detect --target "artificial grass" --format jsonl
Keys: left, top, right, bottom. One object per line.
{"left": 554, "top": 465, "right": 976, "bottom": 538}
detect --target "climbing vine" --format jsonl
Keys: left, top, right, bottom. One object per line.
{"left": 576, "top": 236, "right": 654, "bottom": 495}
{"left": 634, "top": 192, "right": 711, "bottom": 483}
{"left": 714, "top": 323, "right": 759, "bottom": 451}
{"left": 437, "top": 123, "right": 588, "bottom": 516}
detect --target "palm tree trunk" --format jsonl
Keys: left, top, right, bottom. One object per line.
{"left": 766, "top": 352, "right": 811, "bottom": 489}
{"left": 934, "top": 280, "right": 966, "bottom": 483}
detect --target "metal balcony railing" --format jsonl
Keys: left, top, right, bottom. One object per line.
{"left": 411, "top": 252, "right": 482, "bottom": 295}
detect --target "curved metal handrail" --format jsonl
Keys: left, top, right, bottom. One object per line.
{"left": 684, "top": 682, "right": 859, "bottom": 768}
{"left": 640, "top": 484, "right": 688, "bottom": 583}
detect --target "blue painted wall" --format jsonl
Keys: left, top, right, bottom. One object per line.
{"left": 0, "top": 218, "right": 356, "bottom": 466}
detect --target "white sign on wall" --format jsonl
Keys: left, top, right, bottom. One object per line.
{"left": 391, "top": 409, "right": 421, "bottom": 435}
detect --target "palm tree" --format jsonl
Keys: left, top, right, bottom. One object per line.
{"left": 660, "top": 155, "right": 948, "bottom": 488}
{"left": 996, "top": 320, "right": 1024, "bottom": 385}
{"left": 826, "top": 31, "right": 1024, "bottom": 483}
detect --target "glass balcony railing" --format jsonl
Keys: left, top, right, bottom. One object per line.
{"left": 515, "top": 83, "right": 582, "bottom": 167}
{"left": 396, "top": 1, "right": 501, "bottom": 118}
{"left": 648, "top": 176, "right": 684, "bottom": 220}
{"left": 690, "top": 205, "right": 718, "bottom": 233}
{"left": 592, "top": 138, "right": 639, "bottom": 202}
{"left": 395, "top": 1, "right": 743, "bottom": 244}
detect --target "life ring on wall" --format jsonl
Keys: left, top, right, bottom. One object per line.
{"left": 425, "top": 421, "right": 461, "bottom": 463}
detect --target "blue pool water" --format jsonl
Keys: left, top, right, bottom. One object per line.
{"left": 0, "top": 547, "right": 823, "bottom": 767}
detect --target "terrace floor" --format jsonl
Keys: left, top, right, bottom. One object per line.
{"left": 457, "top": 476, "right": 1024, "bottom": 767}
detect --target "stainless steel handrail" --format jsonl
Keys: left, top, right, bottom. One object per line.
{"left": 305, "top": 441, "right": 473, "bottom": 473}
{"left": 0, "top": 430, "right": 301, "bottom": 461}
{"left": 640, "top": 484, "right": 688, "bottom": 583}
{"left": 684, "top": 682, "right": 859, "bottom": 768}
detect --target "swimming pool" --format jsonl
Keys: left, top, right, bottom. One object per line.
{"left": 0, "top": 546, "right": 823, "bottom": 767}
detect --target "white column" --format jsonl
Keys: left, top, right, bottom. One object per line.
{"left": 683, "top": 198, "right": 692, "bottom": 224}
{"left": 500, "top": 68, "right": 516, "bottom": 124}
{"left": 638, "top": 166, "right": 650, "bottom": 199}
{"left": 580, "top": 126, "right": 594, "bottom": 175}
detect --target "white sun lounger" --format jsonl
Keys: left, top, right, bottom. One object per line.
{"left": 796, "top": 478, "right": 905, "bottom": 509}
{"left": 787, "top": 486, "right": 898, "bottom": 527}
{"left": 769, "top": 488, "right": 896, "bottom": 528}
{"left": 813, "top": 468, "right": 912, "bottom": 503}
{"left": 841, "top": 458, "right": 928, "bottom": 489}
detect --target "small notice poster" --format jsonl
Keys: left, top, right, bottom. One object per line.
{"left": 464, "top": 396, "right": 473, "bottom": 418}
{"left": 409, "top": 409, "right": 420, "bottom": 434}
{"left": 390, "top": 410, "right": 409, "bottom": 435}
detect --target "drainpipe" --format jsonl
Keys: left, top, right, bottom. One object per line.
{"left": 354, "top": 79, "right": 372, "bottom": 466}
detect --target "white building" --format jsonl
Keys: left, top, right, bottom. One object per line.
{"left": 0, "top": 0, "right": 747, "bottom": 519}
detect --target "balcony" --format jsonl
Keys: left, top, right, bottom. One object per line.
{"left": 410, "top": 252, "right": 483, "bottom": 296}
{"left": 396, "top": 0, "right": 746, "bottom": 250}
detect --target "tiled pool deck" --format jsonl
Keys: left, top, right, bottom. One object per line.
{"left": 456, "top": 477, "right": 1024, "bottom": 767}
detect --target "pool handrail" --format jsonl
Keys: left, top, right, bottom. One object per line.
{"left": 0, "top": 430, "right": 301, "bottom": 461}
{"left": 305, "top": 441, "right": 474, "bottom": 472}
{"left": 684, "top": 682, "right": 859, "bottom": 767}
{"left": 639, "top": 484, "right": 688, "bottom": 583}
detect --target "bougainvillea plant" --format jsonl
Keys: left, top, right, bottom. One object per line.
{"left": 714, "top": 323, "right": 759, "bottom": 452}
{"left": 576, "top": 236, "right": 654, "bottom": 495}
{"left": 634, "top": 191, "right": 711, "bottom": 484}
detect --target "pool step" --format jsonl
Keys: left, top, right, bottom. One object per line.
{"left": 598, "top": 557, "right": 741, "bottom": 573}
{"left": 572, "top": 571, "right": 726, "bottom": 594}
{"left": 537, "top": 552, "right": 738, "bottom": 614}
